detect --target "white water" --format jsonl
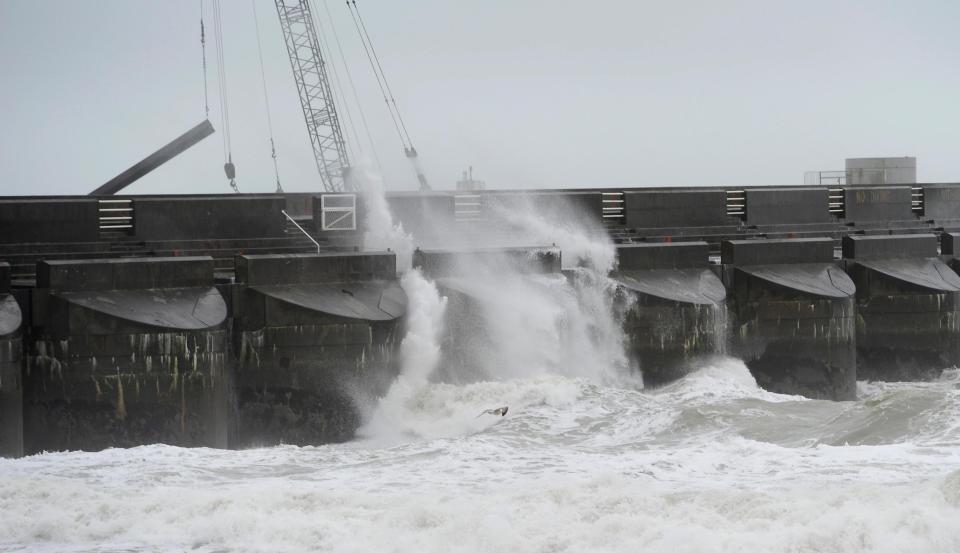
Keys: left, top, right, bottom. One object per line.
{"left": 2, "top": 362, "right": 959, "bottom": 552}
{"left": 356, "top": 165, "right": 414, "bottom": 271}
{"left": 359, "top": 269, "right": 448, "bottom": 443}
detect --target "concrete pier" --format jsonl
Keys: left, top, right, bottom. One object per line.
{"left": 843, "top": 234, "right": 960, "bottom": 381}
{"left": 723, "top": 238, "right": 857, "bottom": 400}
{"left": 0, "top": 262, "right": 23, "bottom": 457}
{"left": 23, "top": 257, "right": 230, "bottom": 453}
{"left": 612, "top": 242, "right": 727, "bottom": 386}
{"left": 233, "top": 252, "right": 405, "bottom": 445}
{"left": 4, "top": 181, "right": 960, "bottom": 452}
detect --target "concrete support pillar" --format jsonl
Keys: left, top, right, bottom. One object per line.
{"left": 23, "top": 257, "right": 230, "bottom": 453}
{"left": 844, "top": 234, "right": 960, "bottom": 381}
{"left": 724, "top": 238, "right": 857, "bottom": 400}
{"left": 233, "top": 252, "right": 405, "bottom": 446}
{"left": 612, "top": 242, "right": 727, "bottom": 386}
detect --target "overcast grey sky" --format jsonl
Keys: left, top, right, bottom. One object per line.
{"left": 1, "top": 0, "right": 958, "bottom": 196}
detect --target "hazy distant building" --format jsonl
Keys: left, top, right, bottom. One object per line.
{"left": 805, "top": 156, "right": 917, "bottom": 185}
{"left": 845, "top": 157, "right": 917, "bottom": 185}
{"left": 456, "top": 166, "right": 486, "bottom": 191}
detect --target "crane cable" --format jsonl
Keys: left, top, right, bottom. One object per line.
{"left": 346, "top": 0, "right": 407, "bottom": 149}
{"left": 322, "top": 0, "right": 382, "bottom": 172}
{"left": 347, "top": 0, "right": 429, "bottom": 190}
{"left": 251, "top": 0, "right": 282, "bottom": 193}
{"left": 350, "top": 0, "right": 414, "bottom": 149}
{"left": 200, "top": 1, "right": 210, "bottom": 118}
{"left": 211, "top": 0, "right": 239, "bottom": 192}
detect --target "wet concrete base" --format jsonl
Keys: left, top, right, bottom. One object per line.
{"left": 733, "top": 300, "right": 857, "bottom": 401}
{"left": 22, "top": 330, "right": 232, "bottom": 454}
{"left": 0, "top": 336, "right": 23, "bottom": 458}
{"left": 843, "top": 236, "right": 960, "bottom": 382}
{"left": 234, "top": 322, "right": 401, "bottom": 447}
{"left": 236, "top": 383, "right": 360, "bottom": 446}
{"left": 744, "top": 334, "right": 856, "bottom": 401}
{"left": 624, "top": 301, "right": 727, "bottom": 387}
{"left": 856, "top": 308, "right": 960, "bottom": 382}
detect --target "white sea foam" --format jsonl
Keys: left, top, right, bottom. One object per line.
{"left": 3, "top": 369, "right": 960, "bottom": 552}
{"left": 359, "top": 269, "right": 448, "bottom": 443}
{"left": 654, "top": 356, "right": 807, "bottom": 405}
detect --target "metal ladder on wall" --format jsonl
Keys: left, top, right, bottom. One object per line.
{"left": 726, "top": 189, "right": 745, "bottom": 218}
{"left": 829, "top": 188, "right": 845, "bottom": 218}
{"left": 97, "top": 199, "right": 135, "bottom": 238}
{"left": 454, "top": 194, "right": 483, "bottom": 222}
{"left": 601, "top": 192, "right": 625, "bottom": 226}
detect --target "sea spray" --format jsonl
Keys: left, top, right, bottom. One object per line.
{"left": 353, "top": 164, "right": 414, "bottom": 270}
{"left": 465, "top": 198, "right": 638, "bottom": 386}
{"left": 355, "top": 173, "right": 640, "bottom": 433}
{"left": 440, "top": 268, "right": 633, "bottom": 386}
{"left": 359, "top": 269, "right": 448, "bottom": 441}
{"left": 485, "top": 194, "right": 616, "bottom": 271}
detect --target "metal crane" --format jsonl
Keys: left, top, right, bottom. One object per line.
{"left": 274, "top": 0, "right": 352, "bottom": 192}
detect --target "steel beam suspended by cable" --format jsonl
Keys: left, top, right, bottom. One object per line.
{"left": 89, "top": 120, "right": 215, "bottom": 196}
{"left": 275, "top": 0, "right": 352, "bottom": 192}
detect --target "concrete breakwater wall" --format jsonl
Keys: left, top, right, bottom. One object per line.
{"left": 233, "top": 253, "right": 404, "bottom": 446}
{"left": 0, "top": 252, "right": 404, "bottom": 456}
{"left": 5, "top": 235, "right": 960, "bottom": 456}
{"left": 24, "top": 257, "right": 231, "bottom": 452}
{"left": 427, "top": 235, "right": 960, "bottom": 401}
{"left": 844, "top": 234, "right": 960, "bottom": 381}
{"left": 612, "top": 242, "right": 727, "bottom": 387}
{"left": 721, "top": 238, "right": 856, "bottom": 400}
{"left": 3, "top": 183, "right": 960, "bottom": 455}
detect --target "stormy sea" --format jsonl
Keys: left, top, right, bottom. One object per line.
{"left": 2, "top": 189, "right": 960, "bottom": 553}
{"left": 0, "top": 361, "right": 959, "bottom": 552}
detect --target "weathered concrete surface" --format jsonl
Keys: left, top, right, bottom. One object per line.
{"left": 0, "top": 262, "right": 23, "bottom": 457}
{"left": 843, "top": 234, "right": 960, "bottom": 381}
{"left": 612, "top": 242, "right": 727, "bottom": 386}
{"left": 624, "top": 190, "right": 729, "bottom": 228}
{"left": 744, "top": 188, "right": 832, "bottom": 226}
{"left": 922, "top": 186, "right": 960, "bottom": 223}
{"left": 724, "top": 238, "right": 857, "bottom": 400}
{"left": 134, "top": 196, "right": 286, "bottom": 241}
{"left": 234, "top": 253, "right": 405, "bottom": 447}
{"left": 843, "top": 186, "right": 914, "bottom": 222}
{"left": 942, "top": 232, "right": 960, "bottom": 262}
{"left": 23, "top": 257, "right": 231, "bottom": 453}
{"left": 0, "top": 199, "right": 100, "bottom": 244}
